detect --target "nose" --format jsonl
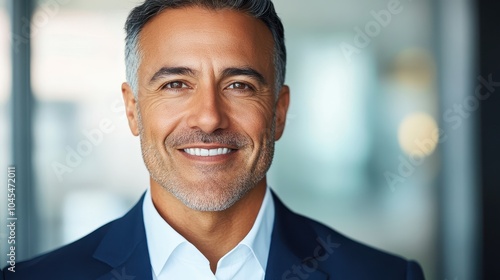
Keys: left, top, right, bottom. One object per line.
{"left": 186, "top": 85, "right": 229, "bottom": 134}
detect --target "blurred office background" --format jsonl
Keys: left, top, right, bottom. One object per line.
{"left": 1, "top": 0, "right": 499, "bottom": 279}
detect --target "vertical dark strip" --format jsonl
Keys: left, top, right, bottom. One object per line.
{"left": 10, "top": 0, "right": 36, "bottom": 261}
{"left": 478, "top": 0, "right": 500, "bottom": 278}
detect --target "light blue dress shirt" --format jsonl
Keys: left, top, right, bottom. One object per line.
{"left": 143, "top": 187, "right": 275, "bottom": 280}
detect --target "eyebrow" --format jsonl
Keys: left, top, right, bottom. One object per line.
{"left": 149, "top": 67, "right": 196, "bottom": 85}
{"left": 148, "top": 66, "right": 268, "bottom": 86}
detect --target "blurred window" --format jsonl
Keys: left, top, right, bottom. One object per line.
{"left": 31, "top": 0, "right": 147, "bottom": 253}
{"left": 271, "top": 0, "right": 438, "bottom": 277}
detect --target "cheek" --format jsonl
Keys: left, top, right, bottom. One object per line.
{"left": 139, "top": 100, "right": 184, "bottom": 141}
{"left": 229, "top": 101, "right": 275, "bottom": 142}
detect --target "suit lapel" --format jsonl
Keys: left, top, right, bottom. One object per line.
{"left": 93, "top": 194, "right": 153, "bottom": 280}
{"left": 265, "top": 192, "right": 329, "bottom": 280}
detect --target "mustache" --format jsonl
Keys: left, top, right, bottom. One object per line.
{"left": 166, "top": 129, "right": 250, "bottom": 148}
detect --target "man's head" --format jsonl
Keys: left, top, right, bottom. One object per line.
{"left": 124, "top": 0, "right": 286, "bottom": 97}
{"left": 121, "top": 0, "right": 289, "bottom": 212}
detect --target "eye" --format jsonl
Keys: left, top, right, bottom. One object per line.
{"left": 163, "top": 81, "right": 189, "bottom": 89}
{"left": 227, "top": 82, "right": 252, "bottom": 90}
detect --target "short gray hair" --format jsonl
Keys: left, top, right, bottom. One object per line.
{"left": 124, "top": 0, "right": 286, "bottom": 98}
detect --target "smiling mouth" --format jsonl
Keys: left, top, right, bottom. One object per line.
{"left": 183, "top": 148, "right": 233, "bottom": 157}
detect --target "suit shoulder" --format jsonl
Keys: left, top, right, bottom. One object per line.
{"left": 2, "top": 222, "right": 113, "bottom": 280}
{"left": 279, "top": 205, "right": 425, "bottom": 279}
{"left": 300, "top": 212, "right": 404, "bottom": 260}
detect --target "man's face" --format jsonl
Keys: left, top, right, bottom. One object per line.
{"left": 122, "top": 6, "right": 289, "bottom": 211}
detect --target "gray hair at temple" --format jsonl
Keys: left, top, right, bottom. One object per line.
{"left": 124, "top": 0, "right": 287, "bottom": 98}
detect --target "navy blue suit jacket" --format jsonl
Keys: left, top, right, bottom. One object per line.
{"left": 2, "top": 192, "right": 425, "bottom": 279}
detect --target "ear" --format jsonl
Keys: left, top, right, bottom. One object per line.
{"left": 122, "top": 82, "right": 140, "bottom": 136}
{"left": 274, "top": 85, "right": 290, "bottom": 141}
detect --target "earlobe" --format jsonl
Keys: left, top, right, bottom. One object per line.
{"left": 121, "top": 82, "right": 140, "bottom": 136}
{"left": 274, "top": 85, "right": 290, "bottom": 141}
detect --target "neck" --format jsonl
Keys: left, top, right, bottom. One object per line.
{"left": 150, "top": 179, "right": 267, "bottom": 273}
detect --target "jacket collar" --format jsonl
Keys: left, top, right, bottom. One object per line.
{"left": 93, "top": 194, "right": 152, "bottom": 280}
{"left": 265, "top": 191, "right": 329, "bottom": 280}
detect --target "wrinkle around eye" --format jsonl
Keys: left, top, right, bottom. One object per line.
{"left": 224, "top": 83, "right": 275, "bottom": 99}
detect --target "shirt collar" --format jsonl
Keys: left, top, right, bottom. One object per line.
{"left": 143, "top": 189, "right": 187, "bottom": 277}
{"left": 142, "top": 186, "right": 275, "bottom": 276}
{"left": 238, "top": 186, "right": 275, "bottom": 271}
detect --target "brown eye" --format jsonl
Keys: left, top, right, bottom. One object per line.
{"left": 165, "top": 81, "right": 188, "bottom": 89}
{"left": 228, "top": 82, "right": 250, "bottom": 90}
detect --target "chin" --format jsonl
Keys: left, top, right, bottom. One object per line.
{"left": 166, "top": 180, "right": 255, "bottom": 212}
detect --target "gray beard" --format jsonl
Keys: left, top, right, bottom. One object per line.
{"left": 137, "top": 107, "right": 276, "bottom": 212}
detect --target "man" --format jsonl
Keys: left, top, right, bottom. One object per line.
{"left": 2, "top": 0, "right": 425, "bottom": 279}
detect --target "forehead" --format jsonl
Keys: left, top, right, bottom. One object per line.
{"left": 137, "top": 6, "right": 275, "bottom": 79}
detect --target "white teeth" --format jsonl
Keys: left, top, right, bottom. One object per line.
{"left": 184, "top": 148, "right": 232, "bottom": 157}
